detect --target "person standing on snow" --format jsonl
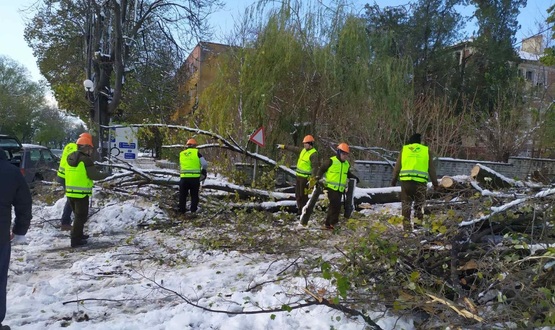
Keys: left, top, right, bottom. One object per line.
{"left": 390, "top": 133, "right": 438, "bottom": 231}
{"left": 179, "top": 139, "right": 208, "bottom": 216}
{"left": 315, "top": 143, "right": 358, "bottom": 230}
{"left": 56, "top": 132, "right": 92, "bottom": 231}
{"left": 276, "top": 135, "right": 320, "bottom": 215}
{"left": 65, "top": 135, "right": 109, "bottom": 247}
{"left": 0, "top": 147, "right": 32, "bottom": 330}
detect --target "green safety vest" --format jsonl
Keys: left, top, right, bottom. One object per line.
{"left": 179, "top": 148, "right": 201, "bottom": 178}
{"left": 325, "top": 156, "right": 350, "bottom": 192}
{"left": 399, "top": 143, "right": 430, "bottom": 183}
{"left": 295, "top": 148, "right": 317, "bottom": 178}
{"left": 65, "top": 157, "right": 93, "bottom": 198}
{"left": 57, "top": 142, "right": 78, "bottom": 179}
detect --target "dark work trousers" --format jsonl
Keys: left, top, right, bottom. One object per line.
{"left": 69, "top": 196, "right": 90, "bottom": 240}
{"left": 58, "top": 178, "right": 73, "bottom": 225}
{"left": 0, "top": 241, "right": 10, "bottom": 325}
{"left": 325, "top": 188, "right": 343, "bottom": 227}
{"left": 61, "top": 198, "right": 73, "bottom": 226}
{"left": 179, "top": 178, "right": 201, "bottom": 213}
{"left": 400, "top": 180, "right": 427, "bottom": 230}
{"left": 295, "top": 176, "right": 309, "bottom": 215}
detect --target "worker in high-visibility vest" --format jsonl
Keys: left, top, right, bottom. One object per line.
{"left": 65, "top": 135, "right": 109, "bottom": 247}
{"left": 391, "top": 133, "right": 438, "bottom": 231}
{"left": 276, "top": 135, "right": 320, "bottom": 215}
{"left": 179, "top": 139, "right": 208, "bottom": 216}
{"left": 56, "top": 132, "right": 91, "bottom": 231}
{"left": 315, "top": 143, "right": 359, "bottom": 230}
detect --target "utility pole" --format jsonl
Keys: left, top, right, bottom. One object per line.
{"left": 83, "top": 0, "right": 112, "bottom": 161}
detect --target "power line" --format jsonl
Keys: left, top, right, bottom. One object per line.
{"left": 513, "top": 24, "right": 554, "bottom": 47}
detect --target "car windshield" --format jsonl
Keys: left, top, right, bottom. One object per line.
{"left": 0, "top": 136, "right": 22, "bottom": 149}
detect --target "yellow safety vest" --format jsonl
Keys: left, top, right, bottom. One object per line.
{"left": 65, "top": 157, "right": 93, "bottom": 198}
{"left": 325, "top": 156, "right": 350, "bottom": 192}
{"left": 57, "top": 142, "right": 78, "bottom": 179}
{"left": 180, "top": 148, "right": 201, "bottom": 178}
{"left": 399, "top": 143, "right": 429, "bottom": 183}
{"left": 295, "top": 148, "right": 317, "bottom": 178}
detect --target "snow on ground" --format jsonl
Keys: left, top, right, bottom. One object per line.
{"left": 5, "top": 187, "right": 412, "bottom": 330}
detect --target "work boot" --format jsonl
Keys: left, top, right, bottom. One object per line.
{"left": 60, "top": 224, "right": 72, "bottom": 231}
{"left": 81, "top": 234, "right": 89, "bottom": 239}
{"left": 1, "top": 324, "right": 11, "bottom": 330}
{"left": 71, "top": 238, "right": 88, "bottom": 248}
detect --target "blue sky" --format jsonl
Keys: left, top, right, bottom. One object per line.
{"left": 0, "top": 0, "right": 553, "bottom": 83}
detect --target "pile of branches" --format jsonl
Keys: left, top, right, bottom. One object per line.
{"left": 337, "top": 165, "right": 555, "bottom": 329}
{"left": 96, "top": 148, "right": 555, "bottom": 329}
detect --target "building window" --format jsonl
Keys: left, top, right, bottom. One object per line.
{"left": 536, "top": 71, "right": 545, "bottom": 87}
{"left": 525, "top": 70, "right": 534, "bottom": 81}
{"left": 455, "top": 51, "right": 461, "bottom": 64}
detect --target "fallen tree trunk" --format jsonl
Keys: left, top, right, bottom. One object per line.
{"left": 355, "top": 187, "right": 401, "bottom": 205}
{"left": 439, "top": 176, "right": 468, "bottom": 190}
{"left": 470, "top": 164, "right": 514, "bottom": 190}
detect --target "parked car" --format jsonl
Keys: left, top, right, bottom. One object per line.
{"left": 0, "top": 134, "right": 23, "bottom": 162}
{"left": 12, "top": 144, "right": 59, "bottom": 185}
{"left": 50, "top": 148, "right": 63, "bottom": 158}
{"left": 0, "top": 135, "right": 58, "bottom": 185}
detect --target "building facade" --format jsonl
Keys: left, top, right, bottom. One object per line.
{"left": 174, "top": 42, "right": 233, "bottom": 121}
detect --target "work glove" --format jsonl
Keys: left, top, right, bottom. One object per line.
{"left": 308, "top": 177, "right": 317, "bottom": 190}
{"left": 304, "top": 177, "right": 320, "bottom": 195}
{"left": 200, "top": 169, "right": 207, "bottom": 182}
{"left": 11, "top": 235, "right": 27, "bottom": 245}
{"left": 276, "top": 144, "right": 285, "bottom": 149}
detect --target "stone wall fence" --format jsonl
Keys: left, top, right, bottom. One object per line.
{"left": 353, "top": 156, "right": 555, "bottom": 188}
{"left": 231, "top": 157, "right": 555, "bottom": 188}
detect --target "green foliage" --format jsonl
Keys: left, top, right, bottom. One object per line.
{"left": 24, "top": 0, "right": 221, "bottom": 132}
{"left": 364, "top": 0, "right": 464, "bottom": 95}
{"left": 33, "top": 106, "right": 73, "bottom": 147}
{"left": 280, "top": 304, "right": 292, "bottom": 312}
{"left": 320, "top": 261, "right": 349, "bottom": 299}
{"left": 461, "top": 0, "right": 526, "bottom": 115}
{"left": 0, "top": 56, "right": 45, "bottom": 141}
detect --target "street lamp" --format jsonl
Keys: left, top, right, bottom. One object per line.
{"left": 83, "top": 79, "right": 94, "bottom": 92}
{"left": 83, "top": 78, "right": 102, "bottom": 160}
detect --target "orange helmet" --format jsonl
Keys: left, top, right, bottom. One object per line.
{"left": 79, "top": 132, "right": 92, "bottom": 140}
{"left": 337, "top": 143, "right": 350, "bottom": 153}
{"left": 186, "top": 138, "right": 197, "bottom": 146}
{"left": 76, "top": 135, "right": 93, "bottom": 147}
{"left": 302, "top": 135, "right": 315, "bottom": 143}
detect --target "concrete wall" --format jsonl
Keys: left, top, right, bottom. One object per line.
{"left": 233, "top": 157, "right": 555, "bottom": 188}
{"left": 353, "top": 157, "right": 555, "bottom": 188}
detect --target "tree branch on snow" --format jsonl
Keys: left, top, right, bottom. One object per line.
{"left": 460, "top": 188, "right": 555, "bottom": 227}
{"left": 136, "top": 272, "right": 384, "bottom": 329}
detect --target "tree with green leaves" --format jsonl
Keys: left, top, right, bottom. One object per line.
{"left": 196, "top": 0, "right": 471, "bottom": 162}
{"left": 24, "top": 0, "right": 223, "bottom": 159}
{"left": 459, "top": 0, "right": 526, "bottom": 113}
{"left": 33, "top": 105, "right": 73, "bottom": 148}
{"left": 0, "top": 56, "right": 44, "bottom": 142}
{"left": 364, "top": 0, "right": 465, "bottom": 96}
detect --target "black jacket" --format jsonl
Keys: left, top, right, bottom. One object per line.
{"left": 0, "top": 148, "right": 32, "bottom": 243}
